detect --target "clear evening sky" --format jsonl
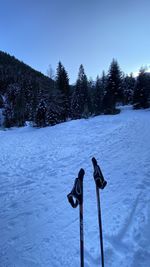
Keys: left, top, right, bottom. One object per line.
{"left": 0, "top": 0, "right": 150, "bottom": 83}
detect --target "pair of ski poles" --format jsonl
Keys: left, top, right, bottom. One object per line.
{"left": 67, "top": 157, "right": 107, "bottom": 267}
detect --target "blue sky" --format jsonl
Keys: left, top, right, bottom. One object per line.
{"left": 0, "top": 0, "right": 150, "bottom": 83}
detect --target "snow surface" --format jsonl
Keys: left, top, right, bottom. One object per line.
{"left": 0, "top": 106, "right": 150, "bottom": 267}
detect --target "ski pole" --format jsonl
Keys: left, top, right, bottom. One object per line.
{"left": 67, "top": 168, "right": 85, "bottom": 267}
{"left": 92, "top": 157, "right": 107, "bottom": 267}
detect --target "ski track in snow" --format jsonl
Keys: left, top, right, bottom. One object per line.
{"left": 0, "top": 106, "right": 150, "bottom": 267}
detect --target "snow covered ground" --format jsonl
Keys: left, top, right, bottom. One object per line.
{"left": 0, "top": 106, "right": 150, "bottom": 267}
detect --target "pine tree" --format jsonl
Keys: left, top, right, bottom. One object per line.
{"left": 3, "top": 102, "right": 13, "bottom": 128}
{"left": 0, "top": 95, "right": 3, "bottom": 108}
{"left": 35, "top": 100, "right": 47, "bottom": 127}
{"left": 133, "top": 68, "right": 149, "bottom": 109}
{"left": 55, "top": 62, "right": 70, "bottom": 121}
{"left": 93, "top": 72, "right": 106, "bottom": 115}
{"left": 3, "top": 83, "right": 26, "bottom": 127}
{"left": 87, "top": 78, "right": 95, "bottom": 116}
{"left": 14, "top": 84, "right": 26, "bottom": 126}
{"left": 122, "top": 74, "right": 135, "bottom": 105}
{"left": 46, "top": 93, "right": 64, "bottom": 126}
{"left": 103, "top": 59, "right": 123, "bottom": 114}
{"left": 71, "top": 65, "right": 89, "bottom": 119}
{"left": 28, "top": 82, "right": 39, "bottom": 121}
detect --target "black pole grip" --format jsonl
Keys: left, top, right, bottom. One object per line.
{"left": 67, "top": 168, "right": 85, "bottom": 208}
{"left": 78, "top": 168, "right": 85, "bottom": 182}
{"left": 92, "top": 157, "right": 97, "bottom": 167}
{"left": 92, "top": 157, "right": 107, "bottom": 189}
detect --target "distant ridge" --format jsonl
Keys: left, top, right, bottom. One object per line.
{"left": 0, "top": 51, "right": 48, "bottom": 78}
{"left": 0, "top": 50, "right": 54, "bottom": 95}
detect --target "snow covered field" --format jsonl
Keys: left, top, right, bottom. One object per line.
{"left": 0, "top": 106, "right": 150, "bottom": 267}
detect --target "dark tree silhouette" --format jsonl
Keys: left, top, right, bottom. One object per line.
{"left": 71, "top": 64, "right": 89, "bottom": 119}
{"left": 103, "top": 59, "right": 123, "bottom": 114}
{"left": 133, "top": 68, "right": 150, "bottom": 109}
{"left": 55, "top": 62, "right": 70, "bottom": 121}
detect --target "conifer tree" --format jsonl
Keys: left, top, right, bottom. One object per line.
{"left": 103, "top": 59, "right": 123, "bottom": 114}
{"left": 29, "top": 82, "right": 39, "bottom": 121}
{"left": 3, "top": 102, "right": 13, "bottom": 128}
{"left": 122, "top": 74, "right": 135, "bottom": 105}
{"left": 133, "top": 68, "right": 149, "bottom": 109}
{"left": 3, "top": 83, "right": 26, "bottom": 127}
{"left": 71, "top": 64, "right": 89, "bottom": 119}
{"left": 35, "top": 100, "right": 47, "bottom": 127}
{"left": 46, "top": 93, "right": 64, "bottom": 125}
{"left": 93, "top": 72, "right": 106, "bottom": 115}
{"left": 0, "top": 95, "right": 3, "bottom": 108}
{"left": 87, "top": 78, "right": 95, "bottom": 116}
{"left": 55, "top": 62, "right": 70, "bottom": 121}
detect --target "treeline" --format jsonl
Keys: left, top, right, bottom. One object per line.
{"left": 0, "top": 51, "right": 150, "bottom": 128}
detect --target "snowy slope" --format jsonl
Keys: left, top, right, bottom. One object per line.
{"left": 0, "top": 106, "right": 150, "bottom": 267}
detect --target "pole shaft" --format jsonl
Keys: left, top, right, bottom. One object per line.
{"left": 79, "top": 203, "right": 84, "bottom": 267}
{"left": 96, "top": 187, "right": 104, "bottom": 267}
{"left": 79, "top": 179, "right": 84, "bottom": 267}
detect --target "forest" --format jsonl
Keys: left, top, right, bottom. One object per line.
{"left": 0, "top": 51, "right": 150, "bottom": 128}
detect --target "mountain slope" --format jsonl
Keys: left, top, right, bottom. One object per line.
{"left": 0, "top": 106, "right": 150, "bottom": 267}
{"left": 0, "top": 50, "right": 54, "bottom": 95}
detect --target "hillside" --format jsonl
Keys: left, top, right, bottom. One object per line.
{"left": 0, "top": 50, "right": 54, "bottom": 95}
{"left": 0, "top": 106, "right": 150, "bottom": 266}
{"left": 0, "top": 51, "right": 59, "bottom": 127}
